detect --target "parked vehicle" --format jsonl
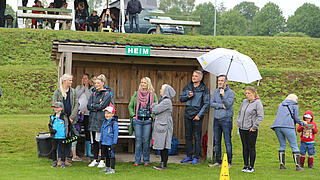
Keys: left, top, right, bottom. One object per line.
{"left": 124, "top": 9, "right": 184, "bottom": 35}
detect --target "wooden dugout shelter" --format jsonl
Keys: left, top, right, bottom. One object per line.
{"left": 51, "top": 39, "right": 217, "bottom": 160}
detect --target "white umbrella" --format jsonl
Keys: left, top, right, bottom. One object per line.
{"left": 197, "top": 48, "right": 262, "bottom": 84}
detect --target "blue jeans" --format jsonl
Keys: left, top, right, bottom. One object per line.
{"left": 274, "top": 127, "right": 299, "bottom": 152}
{"left": 300, "top": 142, "right": 315, "bottom": 156}
{"left": 129, "top": 13, "right": 140, "bottom": 33}
{"left": 185, "top": 115, "right": 203, "bottom": 159}
{"left": 133, "top": 118, "right": 152, "bottom": 164}
{"left": 214, "top": 118, "right": 233, "bottom": 164}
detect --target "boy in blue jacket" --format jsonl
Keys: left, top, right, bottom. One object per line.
{"left": 99, "top": 105, "right": 119, "bottom": 174}
{"left": 48, "top": 102, "right": 71, "bottom": 168}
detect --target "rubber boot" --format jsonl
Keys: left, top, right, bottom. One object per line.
{"left": 299, "top": 156, "right": 305, "bottom": 167}
{"left": 86, "top": 141, "right": 93, "bottom": 158}
{"left": 279, "top": 151, "right": 287, "bottom": 169}
{"left": 293, "top": 152, "right": 304, "bottom": 171}
{"left": 308, "top": 157, "right": 314, "bottom": 169}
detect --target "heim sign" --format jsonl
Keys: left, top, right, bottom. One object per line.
{"left": 126, "top": 46, "right": 151, "bottom": 56}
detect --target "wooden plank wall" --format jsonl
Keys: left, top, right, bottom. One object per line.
{"left": 71, "top": 59, "right": 210, "bottom": 145}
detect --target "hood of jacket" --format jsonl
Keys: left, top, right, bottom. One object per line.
{"left": 281, "top": 99, "right": 297, "bottom": 106}
{"left": 162, "top": 85, "right": 176, "bottom": 99}
{"left": 187, "top": 80, "right": 207, "bottom": 92}
{"left": 303, "top": 110, "right": 314, "bottom": 122}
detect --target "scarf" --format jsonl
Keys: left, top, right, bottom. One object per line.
{"left": 136, "top": 88, "right": 154, "bottom": 118}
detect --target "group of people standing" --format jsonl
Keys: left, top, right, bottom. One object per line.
{"left": 48, "top": 70, "right": 316, "bottom": 174}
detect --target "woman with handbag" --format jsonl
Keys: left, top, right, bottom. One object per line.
{"left": 128, "top": 77, "right": 158, "bottom": 166}
{"left": 271, "top": 94, "right": 307, "bottom": 171}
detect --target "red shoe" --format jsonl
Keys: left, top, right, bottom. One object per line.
{"left": 133, "top": 163, "right": 140, "bottom": 166}
{"left": 144, "top": 163, "right": 150, "bottom": 166}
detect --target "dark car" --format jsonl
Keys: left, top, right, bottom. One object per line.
{"left": 125, "top": 9, "right": 184, "bottom": 35}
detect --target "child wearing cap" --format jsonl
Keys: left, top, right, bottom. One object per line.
{"left": 48, "top": 102, "right": 72, "bottom": 168}
{"left": 297, "top": 110, "right": 318, "bottom": 168}
{"left": 99, "top": 105, "right": 119, "bottom": 174}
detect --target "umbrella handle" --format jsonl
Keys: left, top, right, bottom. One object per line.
{"left": 223, "top": 56, "right": 233, "bottom": 87}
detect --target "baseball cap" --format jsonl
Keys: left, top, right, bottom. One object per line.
{"left": 304, "top": 114, "right": 312, "bottom": 119}
{"left": 103, "top": 106, "right": 115, "bottom": 114}
{"left": 52, "top": 102, "right": 64, "bottom": 108}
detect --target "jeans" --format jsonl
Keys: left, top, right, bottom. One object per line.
{"left": 58, "top": 143, "right": 71, "bottom": 159}
{"left": 133, "top": 118, "right": 152, "bottom": 164}
{"left": 129, "top": 13, "right": 140, "bottom": 33}
{"left": 52, "top": 139, "right": 66, "bottom": 162}
{"left": 239, "top": 129, "right": 258, "bottom": 168}
{"left": 300, "top": 142, "right": 315, "bottom": 156}
{"left": 214, "top": 118, "right": 233, "bottom": 164}
{"left": 274, "top": 127, "right": 299, "bottom": 152}
{"left": 185, "top": 115, "right": 203, "bottom": 159}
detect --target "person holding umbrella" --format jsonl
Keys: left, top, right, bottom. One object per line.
{"left": 180, "top": 70, "right": 209, "bottom": 164}
{"left": 208, "top": 75, "right": 235, "bottom": 168}
{"left": 236, "top": 86, "right": 264, "bottom": 173}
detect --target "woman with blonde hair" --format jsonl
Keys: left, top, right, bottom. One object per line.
{"left": 128, "top": 77, "right": 158, "bottom": 166}
{"left": 236, "top": 86, "right": 264, "bottom": 173}
{"left": 271, "top": 94, "right": 307, "bottom": 171}
{"left": 53, "top": 73, "right": 79, "bottom": 166}
{"left": 87, "top": 74, "right": 113, "bottom": 168}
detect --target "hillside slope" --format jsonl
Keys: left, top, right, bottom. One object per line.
{"left": 0, "top": 28, "right": 319, "bottom": 114}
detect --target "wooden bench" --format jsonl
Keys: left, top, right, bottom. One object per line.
{"left": 118, "top": 119, "right": 135, "bottom": 152}
{"left": 149, "top": 19, "right": 201, "bottom": 35}
{"left": 17, "top": 6, "right": 73, "bottom": 30}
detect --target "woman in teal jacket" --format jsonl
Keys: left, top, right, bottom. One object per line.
{"left": 128, "top": 77, "right": 157, "bottom": 166}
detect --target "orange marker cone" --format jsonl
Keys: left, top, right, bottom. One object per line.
{"left": 219, "top": 153, "right": 230, "bottom": 180}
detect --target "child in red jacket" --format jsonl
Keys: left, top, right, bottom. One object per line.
{"left": 297, "top": 110, "right": 318, "bottom": 168}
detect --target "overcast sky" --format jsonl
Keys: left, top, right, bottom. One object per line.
{"left": 8, "top": 0, "right": 320, "bottom": 19}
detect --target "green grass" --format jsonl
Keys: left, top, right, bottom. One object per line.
{"left": 0, "top": 114, "right": 319, "bottom": 179}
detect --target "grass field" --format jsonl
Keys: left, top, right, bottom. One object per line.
{"left": 0, "top": 114, "right": 319, "bottom": 180}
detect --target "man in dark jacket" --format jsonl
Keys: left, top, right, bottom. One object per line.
{"left": 125, "top": 0, "right": 142, "bottom": 33}
{"left": 209, "top": 75, "right": 235, "bottom": 168}
{"left": 0, "top": 0, "right": 6, "bottom": 27}
{"left": 87, "top": 10, "right": 100, "bottom": 31}
{"left": 180, "top": 70, "right": 209, "bottom": 164}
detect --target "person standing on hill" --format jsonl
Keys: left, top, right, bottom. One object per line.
{"left": 0, "top": 87, "right": 2, "bottom": 98}
{"left": 180, "top": 70, "right": 209, "bottom": 164}
{"left": 0, "top": 0, "right": 6, "bottom": 27}
{"left": 125, "top": 0, "right": 142, "bottom": 33}
{"left": 208, "top": 75, "right": 235, "bottom": 168}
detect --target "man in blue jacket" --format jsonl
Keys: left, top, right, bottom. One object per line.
{"left": 125, "top": 0, "right": 142, "bottom": 33}
{"left": 180, "top": 70, "right": 209, "bottom": 164}
{"left": 209, "top": 75, "right": 235, "bottom": 168}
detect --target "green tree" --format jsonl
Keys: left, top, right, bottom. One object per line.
{"left": 192, "top": 2, "right": 216, "bottom": 35}
{"left": 159, "top": 0, "right": 195, "bottom": 14}
{"left": 287, "top": 3, "right": 320, "bottom": 38}
{"left": 168, "top": 5, "right": 182, "bottom": 15}
{"left": 218, "top": 10, "right": 248, "bottom": 36}
{"left": 251, "top": 2, "right": 285, "bottom": 36}
{"left": 234, "top": 1, "right": 259, "bottom": 21}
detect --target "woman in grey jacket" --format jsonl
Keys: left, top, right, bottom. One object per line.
{"left": 151, "top": 84, "right": 176, "bottom": 170}
{"left": 236, "top": 86, "right": 264, "bottom": 173}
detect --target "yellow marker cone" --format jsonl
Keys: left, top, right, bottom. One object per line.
{"left": 219, "top": 153, "right": 230, "bottom": 180}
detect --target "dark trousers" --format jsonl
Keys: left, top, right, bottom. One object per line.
{"left": 90, "top": 131, "right": 100, "bottom": 160}
{"left": 214, "top": 118, "right": 233, "bottom": 164}
{"left": 0, "top": 8, "right": 5, "bottom": 27}
{"left": 185, "top": 115, "right": 203, "bottom": 159}
{"left": 51, "top": 139, "right": 66, "bottom": 162}
{"left": 160, "top": 148, "right": 169, "bottom": 167}
{"left": 90, "top": 24, "right": 99, "bottom": 31}
{"left": 239, "top": 129, "right": 258, "bottom": 168}
{"left": 129, "top": 13, "right": 140, "bottom": 33}
{"left": 82, "top": 115, "right": 90, "bottom": 141}
{"left": 101, "top": 145, "right": 115, "bottom": 169}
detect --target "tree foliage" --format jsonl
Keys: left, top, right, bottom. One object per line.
{"left": 233, "top": 1, "right": 259, "bottom": 21}
{"left": 252, "top": 2, "right": 285, "bottom": 36}
{"left": 159, "top": 0, "right": 195, "bottom": 14}
{"left": 218, "top": 10, "right": 248, "bottom": 36}
{"left": 192, "top": 2, "right": 216, "bottom": 35}
{"left": 287, "top": 3, "right": 320, "bottom": 38}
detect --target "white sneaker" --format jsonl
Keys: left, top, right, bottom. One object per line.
{"left": 242, "top": 167, "right": 249, "bottom": 172}
{"left": 247, "top": 167, "right": 255, "bottom": 173}
{"left": 97, "top": 161, "right": 105, "bottom": 168}
{"left": 106, "top": 169, "right": 115, "bottom": 174}
{"left": 88, "top": 160, "right": 98, "bottom": 167}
